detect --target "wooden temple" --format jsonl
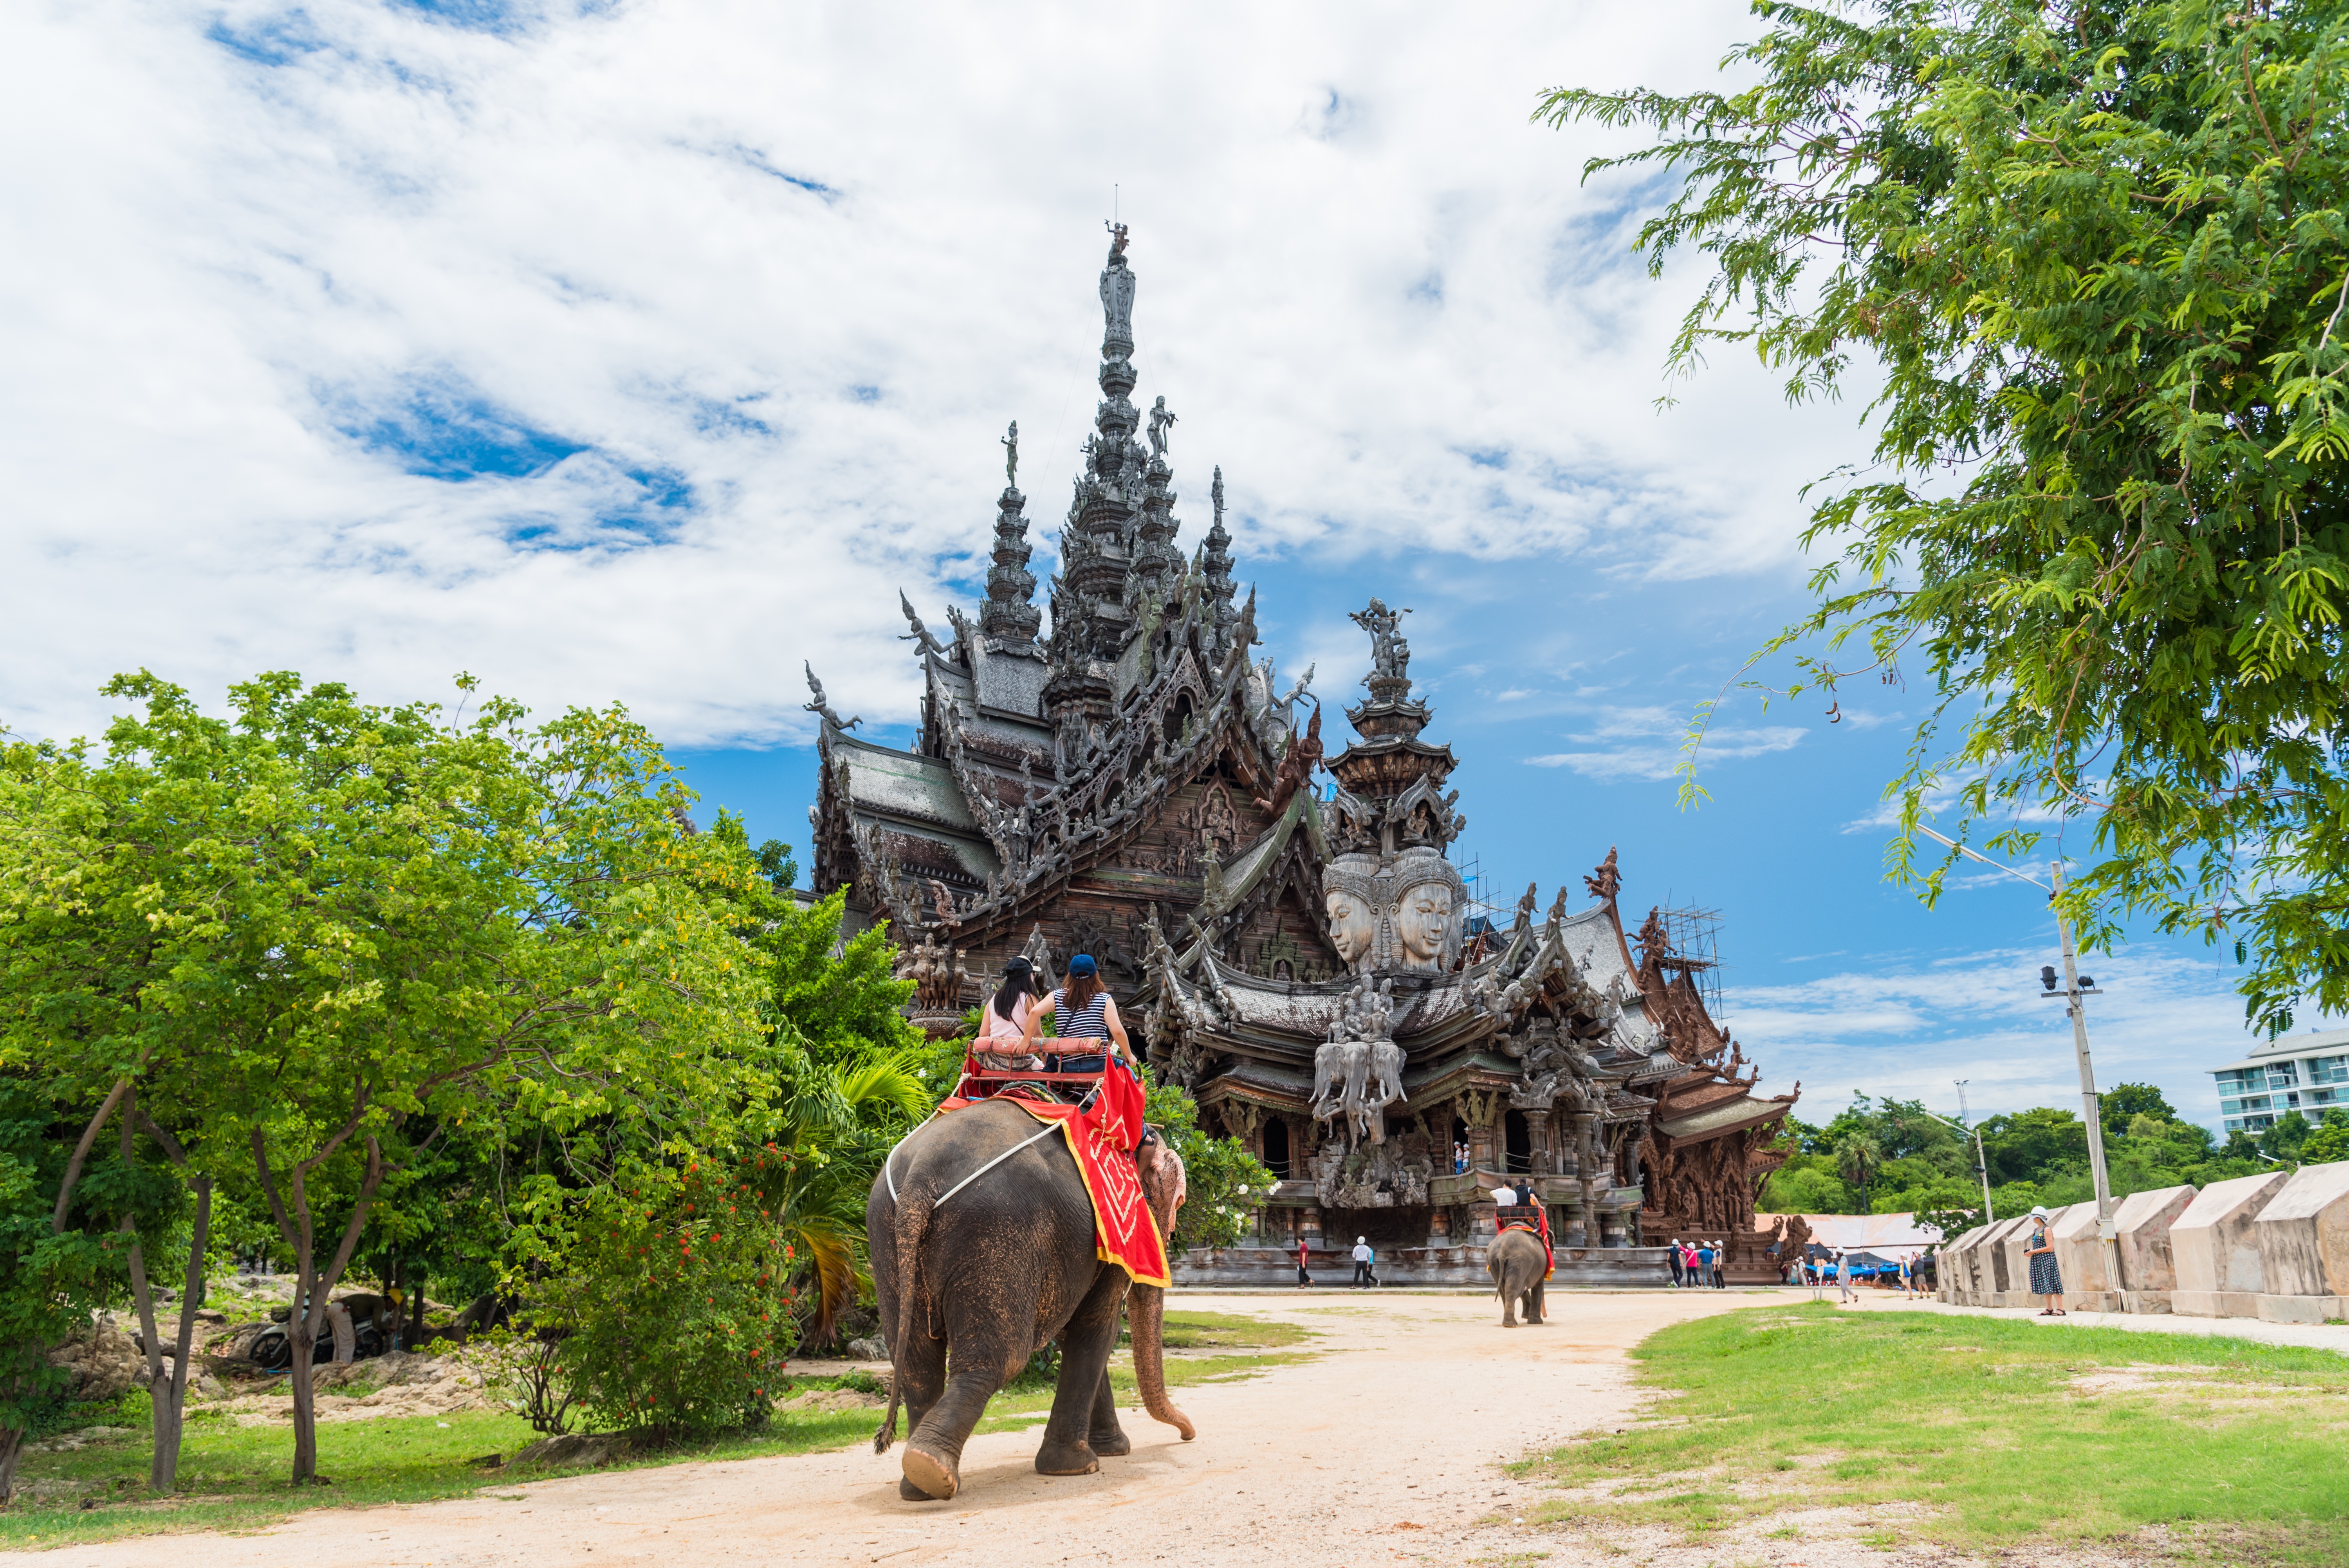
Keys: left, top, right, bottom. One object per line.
{"left": 805, "top": 229, "right": 1799, "bottom": 1284}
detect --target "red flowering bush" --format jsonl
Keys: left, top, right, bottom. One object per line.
{"left": 520, "top": 1152, "right": 800, "bottom": 1436}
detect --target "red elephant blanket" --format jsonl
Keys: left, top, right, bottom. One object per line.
{"left": 938, "top": 1065, "right": 1169, "bottom": 1287}
{"left": 1500, "top": 1203, "right": 1555, "bottom": 1279}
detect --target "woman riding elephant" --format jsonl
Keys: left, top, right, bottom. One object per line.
{"left": 867, "top": 1052, "right": 1192, "bottom": 1500}
{"left": 1489, "top": 1225, "right": 1548, "bottom": 1327}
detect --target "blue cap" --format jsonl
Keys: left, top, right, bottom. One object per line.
{"left": 1068, "top": 953, "right": 1098, "bottom": 978}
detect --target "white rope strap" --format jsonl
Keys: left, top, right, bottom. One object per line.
{"left": 933, "top": 1121, "right": 1063, "bottom": 1207}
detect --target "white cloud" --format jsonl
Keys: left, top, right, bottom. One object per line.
{"left": 1, "top": 0, "right": 1854, "bottom": 747}
{"left": 1524, "top": 702, "right": 1805, "bottom": 781}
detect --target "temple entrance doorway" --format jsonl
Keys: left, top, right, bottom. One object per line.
{"left": 1263, "top": 1117, "right": 1291, "bottom": 1178}
{"left": 1320, "top": 1207, "right": 1429, "bottom": 1249}
{"left": 1450, "top": 1115, "right": 1470, "bottom": 1174}
{"left": 1503, "top": 1110, "right": 1533, "bottom": 1174}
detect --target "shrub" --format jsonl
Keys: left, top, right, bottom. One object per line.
{"left": 520, "top": 1152, "right": 801, "bottom": 1439}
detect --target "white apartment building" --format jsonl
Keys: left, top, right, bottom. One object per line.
{"left": 2212, "top": 1026, "right": 2349, "bottom": 1134}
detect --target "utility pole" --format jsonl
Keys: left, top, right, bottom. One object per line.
{"left": 1915, "top": 827, "right": 2124, "bottom": 1275}
{"left": 2049, "top": 866, "right": 2118, "bottom": 1242}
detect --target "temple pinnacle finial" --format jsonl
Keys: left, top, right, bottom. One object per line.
{"left": 1002, "top": 420, "right": 1018, "bottom": 489}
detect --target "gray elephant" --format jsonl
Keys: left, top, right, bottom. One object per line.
{"left": 1489, "top": 1227, "right": 1549, "bottom": 1327}
{"left": 867, "top": 1098, "right": 1193, "bottom": 1501}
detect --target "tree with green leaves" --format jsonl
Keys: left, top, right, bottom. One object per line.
{"left": 3, "top": 672, "right": 774, "bottom": 1485}
{"left": 1539, "top": 0, "right": 2349, "bottom": 1031}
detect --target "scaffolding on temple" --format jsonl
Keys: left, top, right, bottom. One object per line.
{"left": 1654, "top": 898, "right": 1727, "bottom": 1023}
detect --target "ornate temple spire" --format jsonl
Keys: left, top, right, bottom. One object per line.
{"left": 1133, "top": 395, "right": 1183, "bottom": 601}
{"left": 1203, "top": 466, "right": 1237, "bottom": 653}
{"left": 980, "top": 420, "right": 1041, "bottom": 643}
{"left": 1043, "top": 224, "right": 1149, "bottom": 747}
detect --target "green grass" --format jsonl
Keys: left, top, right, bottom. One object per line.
{"left": 1522, "top": 1303, "right": 2349, "bottom": 1563}
{"left": 1155, "top": 1309, "right": 1310, "bottom": 1350}
{"left": 4, "top": 1311, "right": 1312, "bottom": 1549}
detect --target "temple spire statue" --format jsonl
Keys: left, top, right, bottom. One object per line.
{"left": 980, "top": 420, "right": 1041, "bottom": 644}
{"left": 1203, "top": 466, "right": 1237, "bottom": 656}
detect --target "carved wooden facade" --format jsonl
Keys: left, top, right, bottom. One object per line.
{"left": 805, "top": 234, "right": 1798, "bottom": 1281}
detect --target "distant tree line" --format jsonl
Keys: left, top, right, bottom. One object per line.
{"left": 1762, "top": 1088, "right": 2349, "bottom": 1238}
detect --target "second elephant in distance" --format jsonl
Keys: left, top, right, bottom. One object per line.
{"left": 1489, "top": 1227, "right": 1548, "bottom": 1327}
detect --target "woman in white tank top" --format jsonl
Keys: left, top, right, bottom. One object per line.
{"left": 975, "top": 956, "right": 1044, "bottom": 1073}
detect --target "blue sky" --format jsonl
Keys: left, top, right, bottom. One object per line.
{"left": 2, "top": 0, "right": 2296, "bottom": 1130}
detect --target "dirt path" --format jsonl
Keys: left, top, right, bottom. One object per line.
{"left": 1, "top": 1288, "right": 2141, "bottom": 1567}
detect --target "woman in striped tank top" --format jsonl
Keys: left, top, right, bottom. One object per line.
{"left": 1018, "top": 953, "right": 1138, "bottom": 1074}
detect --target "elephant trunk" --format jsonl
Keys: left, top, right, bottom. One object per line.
{"left": 1131, "top": 1141, "right": 1195, "bottom": 1442}
{"left": 1128, "top": 1281, "right": 1194, "bottom": 1440}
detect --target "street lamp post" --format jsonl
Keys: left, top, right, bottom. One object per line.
{"left": 1923, "top": 1102, "right": 1994, "bottom": 1224}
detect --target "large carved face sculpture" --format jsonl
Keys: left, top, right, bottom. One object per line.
{"left": 1325, "top": 888, "right": 1375, "bottom": 967}
{"left": 1396, "top": 879, "right": 1456, "bottom": 970}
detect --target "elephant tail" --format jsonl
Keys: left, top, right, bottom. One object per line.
{"left": 872, "top": 1186, "right": 934, "bottom": 1455}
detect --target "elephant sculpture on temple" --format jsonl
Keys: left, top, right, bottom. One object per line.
{"left": 867, "top": 1098, "right": 1194, "bottom": 1501}
{"left": 1488, "top": 1227, "right": 1549, "bottom": 1328}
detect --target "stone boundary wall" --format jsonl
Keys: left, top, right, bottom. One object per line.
{"left": 1935, "top": 1167, "right": 2349, "bottom": 1324}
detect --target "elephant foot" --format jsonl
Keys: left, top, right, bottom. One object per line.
{"left": 900, "top": 1445, "right": 958, "bottom": 1501}
{"left": 1033, "top": 1438, "right": 1101, "bottom": 1477}
{"left": 1088, "top": 1428, "right": 1132, "bottom": 1458}
{"left": 1501, "top": 1319, "right": 1517, "bottom": 1328}
{"left": 898, "top": 1476, "right": 938, "bottom": 1502}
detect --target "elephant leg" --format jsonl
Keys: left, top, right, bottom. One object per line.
{"left": 893, "top": 1328, "right": 951, "bottom": 1501}
{"left": 902, "top": 1320, "right": 1018, "bottom": 1501}
{"left": 1036, "top": 1269, "right": 1126, "bottom": 1476}
{"left": 1086, "top": 1365, "right": 1130, "bottom": 1458}
{"left": 1528, "top": 1279, "right": 1547, "bottom": 1324}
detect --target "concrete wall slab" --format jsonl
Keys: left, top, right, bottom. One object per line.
{"left": 2170, "top": 1171, "right": 2288, "bottom": 1312}
{"left": 2112, "top": 1184, "right": 2197, "bottom": 1308}
{"left": 2254, "top": 1161, "right": 2349, "bottom": 1300}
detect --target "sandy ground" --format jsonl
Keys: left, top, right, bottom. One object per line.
{"left": 5, "top": 1287, "right": 2229, "bottom": 1568}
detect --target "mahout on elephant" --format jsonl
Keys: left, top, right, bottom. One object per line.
{"left": 1489, "top": 1226, "right": 1549, "bottom": 1327}
{"left": 867, "top": 1095, "right": 1193, "bottom": 1501}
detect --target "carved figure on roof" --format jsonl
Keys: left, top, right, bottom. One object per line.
{"left": 1278, "top": 664, "right": 1315, "bottom": 710}
{"left": 1585, "top": 845, "right": 1622, "bottom": 903}
{"left": 1001, "top": 419, "right": 1018, "bottom": 487}
{"left": 1512, "top": 881, "right": 1539, "bottom": 937}
{"left": 1350, "top": 597, "right": 1412, "bottom": 683}
{"left": 1101, "top": 229, "right": 1135, "bottom": 340}
{"left": 803, "top": 663, "right": 861, "bottom": 730}
{"left": 899, "top": 591, "right": 947, "bottom": 656}
{"left": 1147, "top": 396, "right": 1176, "bottom": 458}
{"left": 1251, "top": 704, "right": 1324, "bottom": 819}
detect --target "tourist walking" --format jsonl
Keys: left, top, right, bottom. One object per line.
{"left": 1295, "top": 1234, "right": 1312, "bottom": 1288}
{"left": 1835, "top": 1249, "right": 1858, "bottom": 1302}
{"left": 1667, "top": 1238, "right": 1685, "bottom": 1287}
{"left": 1696, "top": 1240, "right": 1716, "bottom": 1290}
{"left": 1711, "top": 1241, "right": 1726, "bottom": 1289}
{"left": 1898, "top": 1252, "right": 1915, "bottom": 1297}
{"left": 1352, "top": 1235, "right": 1377, "bottom": 1288}
{"left": 2026, "top": 1205, "right": 2065, "bottom": 1315}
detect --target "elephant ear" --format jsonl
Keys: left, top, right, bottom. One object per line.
{"left": 1137, "top": 1142, "right": 1187, "bottom": 1233}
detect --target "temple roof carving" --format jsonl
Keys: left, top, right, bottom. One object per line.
{"left": 803, "top": 232, "right": 1798, "bottom": 1241}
